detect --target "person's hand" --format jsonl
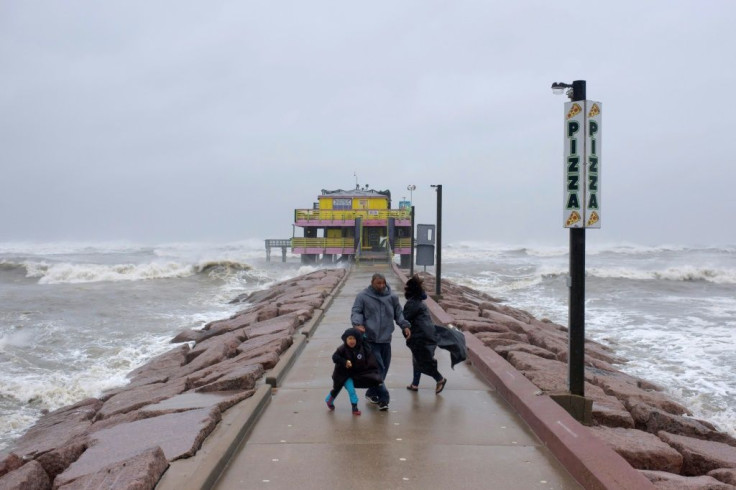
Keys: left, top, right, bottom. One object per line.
{"left": 403, "top": 328, "right": 411, "bottom": 340}
{"left": 355, "top": 325, "right": 366, "bottom": 334}
{"left": 346, "top": 360, "right": 353, "bottom": 368}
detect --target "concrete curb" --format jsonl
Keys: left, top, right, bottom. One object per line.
{"left": 265, "top": 334, "right": 307, "bottom": 387}
{"left": 299, "top": 309, "right": 324, "bottom": 338}
{"left": 156, "top": 384, "right": 272, "bottom": 490}
{"left": 465, "top": 333, "right": 654, "bottom": 490}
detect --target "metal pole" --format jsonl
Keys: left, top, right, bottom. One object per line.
{"left": 410, "top": 205, "right": 415, "bottom": 277}
{"left": 569, "top": 80, "right": 586, "bottom": 397}
{"left": 435, "top": 185, "right": 442, "bottom": 297}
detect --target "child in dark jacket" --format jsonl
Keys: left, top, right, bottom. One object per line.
{"left": 325, "top": 327, "right": 383, "bottom": 415}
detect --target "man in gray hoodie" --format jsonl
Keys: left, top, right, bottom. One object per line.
{"left": 351, "top": 273, "right": 411, "bottom": 410}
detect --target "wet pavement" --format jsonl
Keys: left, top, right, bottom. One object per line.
{"left": 213, "top": 265, "right": 581, "bottom": 489}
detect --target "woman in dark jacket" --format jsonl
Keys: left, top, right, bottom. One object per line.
{"left": 403, "top": 275, "right": 447, "bottom": 393}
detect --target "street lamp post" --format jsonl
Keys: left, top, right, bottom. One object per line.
{"left": 430, "top": 184, "right": 442, "bottom": 297}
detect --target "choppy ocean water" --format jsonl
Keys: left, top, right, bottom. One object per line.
{"left": 1, "top": 240, "right": 734, "bottom": 451}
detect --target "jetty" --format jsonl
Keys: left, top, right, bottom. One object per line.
{"left": 5, "top": 263, "right": 736, "bottom": 489}
{"left": 155, "top": 264, "right": 647, "bottom": 490}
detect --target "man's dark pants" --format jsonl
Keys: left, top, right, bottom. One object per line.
{"left": 365, "top": 341, "right": 391, "bottom": 404}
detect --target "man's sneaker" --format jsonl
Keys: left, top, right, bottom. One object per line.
{"left": 378, "top": 402, "right": 389, "bottom": 411}
{"left": 367, "top": 395, "right": 380, "bottom": 405}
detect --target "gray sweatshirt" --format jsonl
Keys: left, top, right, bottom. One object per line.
{"left": 351, "top": 284, "right": 410, "bottom": 343}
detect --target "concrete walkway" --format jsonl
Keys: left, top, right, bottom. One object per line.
{"left": 213, "top": 266, "right": 581, "bottom": 489}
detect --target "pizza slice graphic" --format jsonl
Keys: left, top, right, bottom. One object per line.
{"left": 588, "top": 103, "right": 600, "bottom": 117}
{"left": 566, "top": 103, "right": 582, "bottom": 120}
{"left": 586, "top": 211, "right": 599, "bottom": 226}
{"left": 565, "top": 211, "right": 581, "bottom": 226}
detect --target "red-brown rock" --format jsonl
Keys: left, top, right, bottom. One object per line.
{"left": 127, "top": 345, "right": 190, "bottom": 386}
{"left": 590, "top": 426, "right": 683, "bottom": 473}
{"left": 11, "top": 398, "right": 102, "bottom": 459}
{"left": 631, "top": 403, "right": 736, "bottom": 447}
{"left": 478, "top": 310, "right": 529, "bottom": 334}
{"left": 56, "top": 407, "right": 221, "bottom": 486}
{"left": 95, "top": 379, "right": 187, "bottom": 420}
{"left": 453, "top": 319, "right": 511, "bottom": 334}
{"left": 0, "top": 460, "right": 50, "bottom": 490}
{"left": 35, "top": 440, "right": 87, "bottom": 480}
{"left": 708, "top": 468, "right": 736, "bottom": 486}
{"left": 0, "top": 453, "right": 24, "bottom": 478}
{"left": 194, "top": 364, "right": 264, "bottom": 393}
{"left": 658, "top": 431, "right": 736, "bottom": 476}
{"left": 56, "top": 446, "right": 168, "bottom": 490}
{"left": 593, "top": 376, "right": 690, "bottom": 416}
{"left": 494, "top": 343, "right": 558, "bottom": 360}
{"left": 640, "top": 470, "right": 735, "bottom": 489}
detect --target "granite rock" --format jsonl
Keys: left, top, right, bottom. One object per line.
{"left": 56, "top": 446, "right": 168, "bottom": 490}
{"left": 56, "top": 407, "right": 220, "bottom": 486}
{"left": 658, "top": 431, "right": 736, "bottom": 476}
{"left": 640, "top": 470, "right": 736, "bottom": 489}
{"left": 590, "top": 426, "right": 683, "bottom": 473}
{"left": 0, "top": 460, "right": 50, "bottom": 490}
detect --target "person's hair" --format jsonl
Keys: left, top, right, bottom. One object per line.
{"left": 404, "top": 274, "right": 424, "bottom": 299}
{"left": 371, "top": 273, "right": 386, "bottom": 283}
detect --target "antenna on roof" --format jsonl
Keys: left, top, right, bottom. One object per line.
{"left": 354, "top": 171, "right": 359, "bottom": 189}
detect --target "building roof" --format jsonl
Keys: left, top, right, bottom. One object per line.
{"left": 320, "top": 188, "right": 391, "bottom": 199}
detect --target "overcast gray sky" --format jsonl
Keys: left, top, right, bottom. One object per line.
{"left": 2, "top": 1, "right": 735, "bottom": 247}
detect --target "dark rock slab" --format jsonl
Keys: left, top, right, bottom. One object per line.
{"left": 56, "top": 446, "right": 169, "bottom": 490}
{"left": 494, "top": 343, "right": 557, "bottom": 360}
{"left": 479, "top": 310, "right": 530, "bottom": 334}
{"left": 0, "top": 453, "right": 24, "bottom": 478}
{"left": 140, "top": 390, "right": 254, "bottom": 416}
{"left": 56, "top": 408, "right": 220, "bottom": 486}
{"left": 170, "top": 329, "right": 203, "bottom": 344}
{"left": 35, "top": 440, "right": 87, "bottom": 481}
{"left": 594, "top": 376, "right": 690, "bottom": 416}
{"left": 192, "top": 364, "right": 264, "bottom": 393}
{"left": 445, "top": 308, "right": 481, "bottom": 321}
{"left": 454, "top": 319, "right": 511, "bottom": 334}
{"left": 709, "top": 468, "right": 736, "bottom": 486}
{"left": 631, "top": 403, "right": 736, "bottom": 447}
{"left": 590, "top": 426, "right": 683, "bottom": 473}
{"left": 95, "top": 379, "right": 187, "bottom": 420}
{"left": 640, "top": 470, "right": 736, "bottom": 489}
{"left": 126, "top": 345, "right": 190, "bottom": 386}
{"left": 658, "top": 431, "right": 736, "bottom": 476}
{"left": 479, "top": 301, "right": 534, "bottom": 324}
{"left": 237, "top": 332, "right": 292, "bottom": 357}
{"left": 243, "top": 314, "right": 301, "bottom": 339}
{"left": 186, "top": 331, "right": 246, "bottom": 363}
{"left": 0, "top": 460, "right": 50, "bottom": 490}
{"left": 11, "top": 398, "right": 102, "bottom": 458}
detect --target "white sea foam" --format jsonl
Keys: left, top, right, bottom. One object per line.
{"left": 31, "top": 261, "right": 195, "bottom": 284}
{"left": 586, "top": 266, "right": 736, "bottom": 284}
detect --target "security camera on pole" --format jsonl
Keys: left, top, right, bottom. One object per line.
{"left": 551, "top": 80, "right": 602, "bottom": 422}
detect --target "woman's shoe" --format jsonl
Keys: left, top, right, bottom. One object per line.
{"left": 406, "top": 385, "right": 419, "bottom": 391}
{"left": 352, "top": 404, "right": 361, "bottom": 416}
{"left": 435, "top": 378, "right": 447, "bottom": 394}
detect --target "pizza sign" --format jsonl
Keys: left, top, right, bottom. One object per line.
{"left": 563, "top": 100, "right": 602, "bottom": 228}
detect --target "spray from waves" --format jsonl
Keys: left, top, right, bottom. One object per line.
{"left": 0, "top": 333, "right": 175, "bottom": 441}
{"left": 29, "top": 261, "right": 196, "bottom": 284}
{"left": 587, "top": 266, "right": 736, "bottom": 284}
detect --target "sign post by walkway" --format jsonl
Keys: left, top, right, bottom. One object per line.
{"left": 554, "top": 80, "right": 602, "bottom": 399}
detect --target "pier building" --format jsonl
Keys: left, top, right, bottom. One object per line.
{"left": 290, "top": 187, "right": 412, "bottom": 265}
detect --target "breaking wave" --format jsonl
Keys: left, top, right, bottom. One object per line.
{"left": 2, "top": 259, "right": 254, "bottom": 284}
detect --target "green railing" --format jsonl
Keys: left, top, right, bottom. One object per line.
{"left": 291, "top": 237, "right": 355, "bottom": 249}
{"left": 294, "top": 209, "right": 410, "bottom": 222}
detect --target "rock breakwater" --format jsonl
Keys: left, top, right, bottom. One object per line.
{"left": 0, "top": 268, "right": 347, "bottom": 489}
{"left": 416, "top": 273, "right": 736, "bottom": 489}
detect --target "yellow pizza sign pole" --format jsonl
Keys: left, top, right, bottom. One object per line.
{"left": 558, "top": 80, "right": 602, "bottom": 400}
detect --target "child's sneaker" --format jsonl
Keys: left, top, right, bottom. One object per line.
{"left": 352, "top": 404, "right": 361, "bottom": 416}
{"left": 325, "top": 393, "right": 335, "bottom": 411}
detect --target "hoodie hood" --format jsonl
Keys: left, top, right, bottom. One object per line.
{"left": 341, "top": 327, "right": 363, "bottom": 347}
